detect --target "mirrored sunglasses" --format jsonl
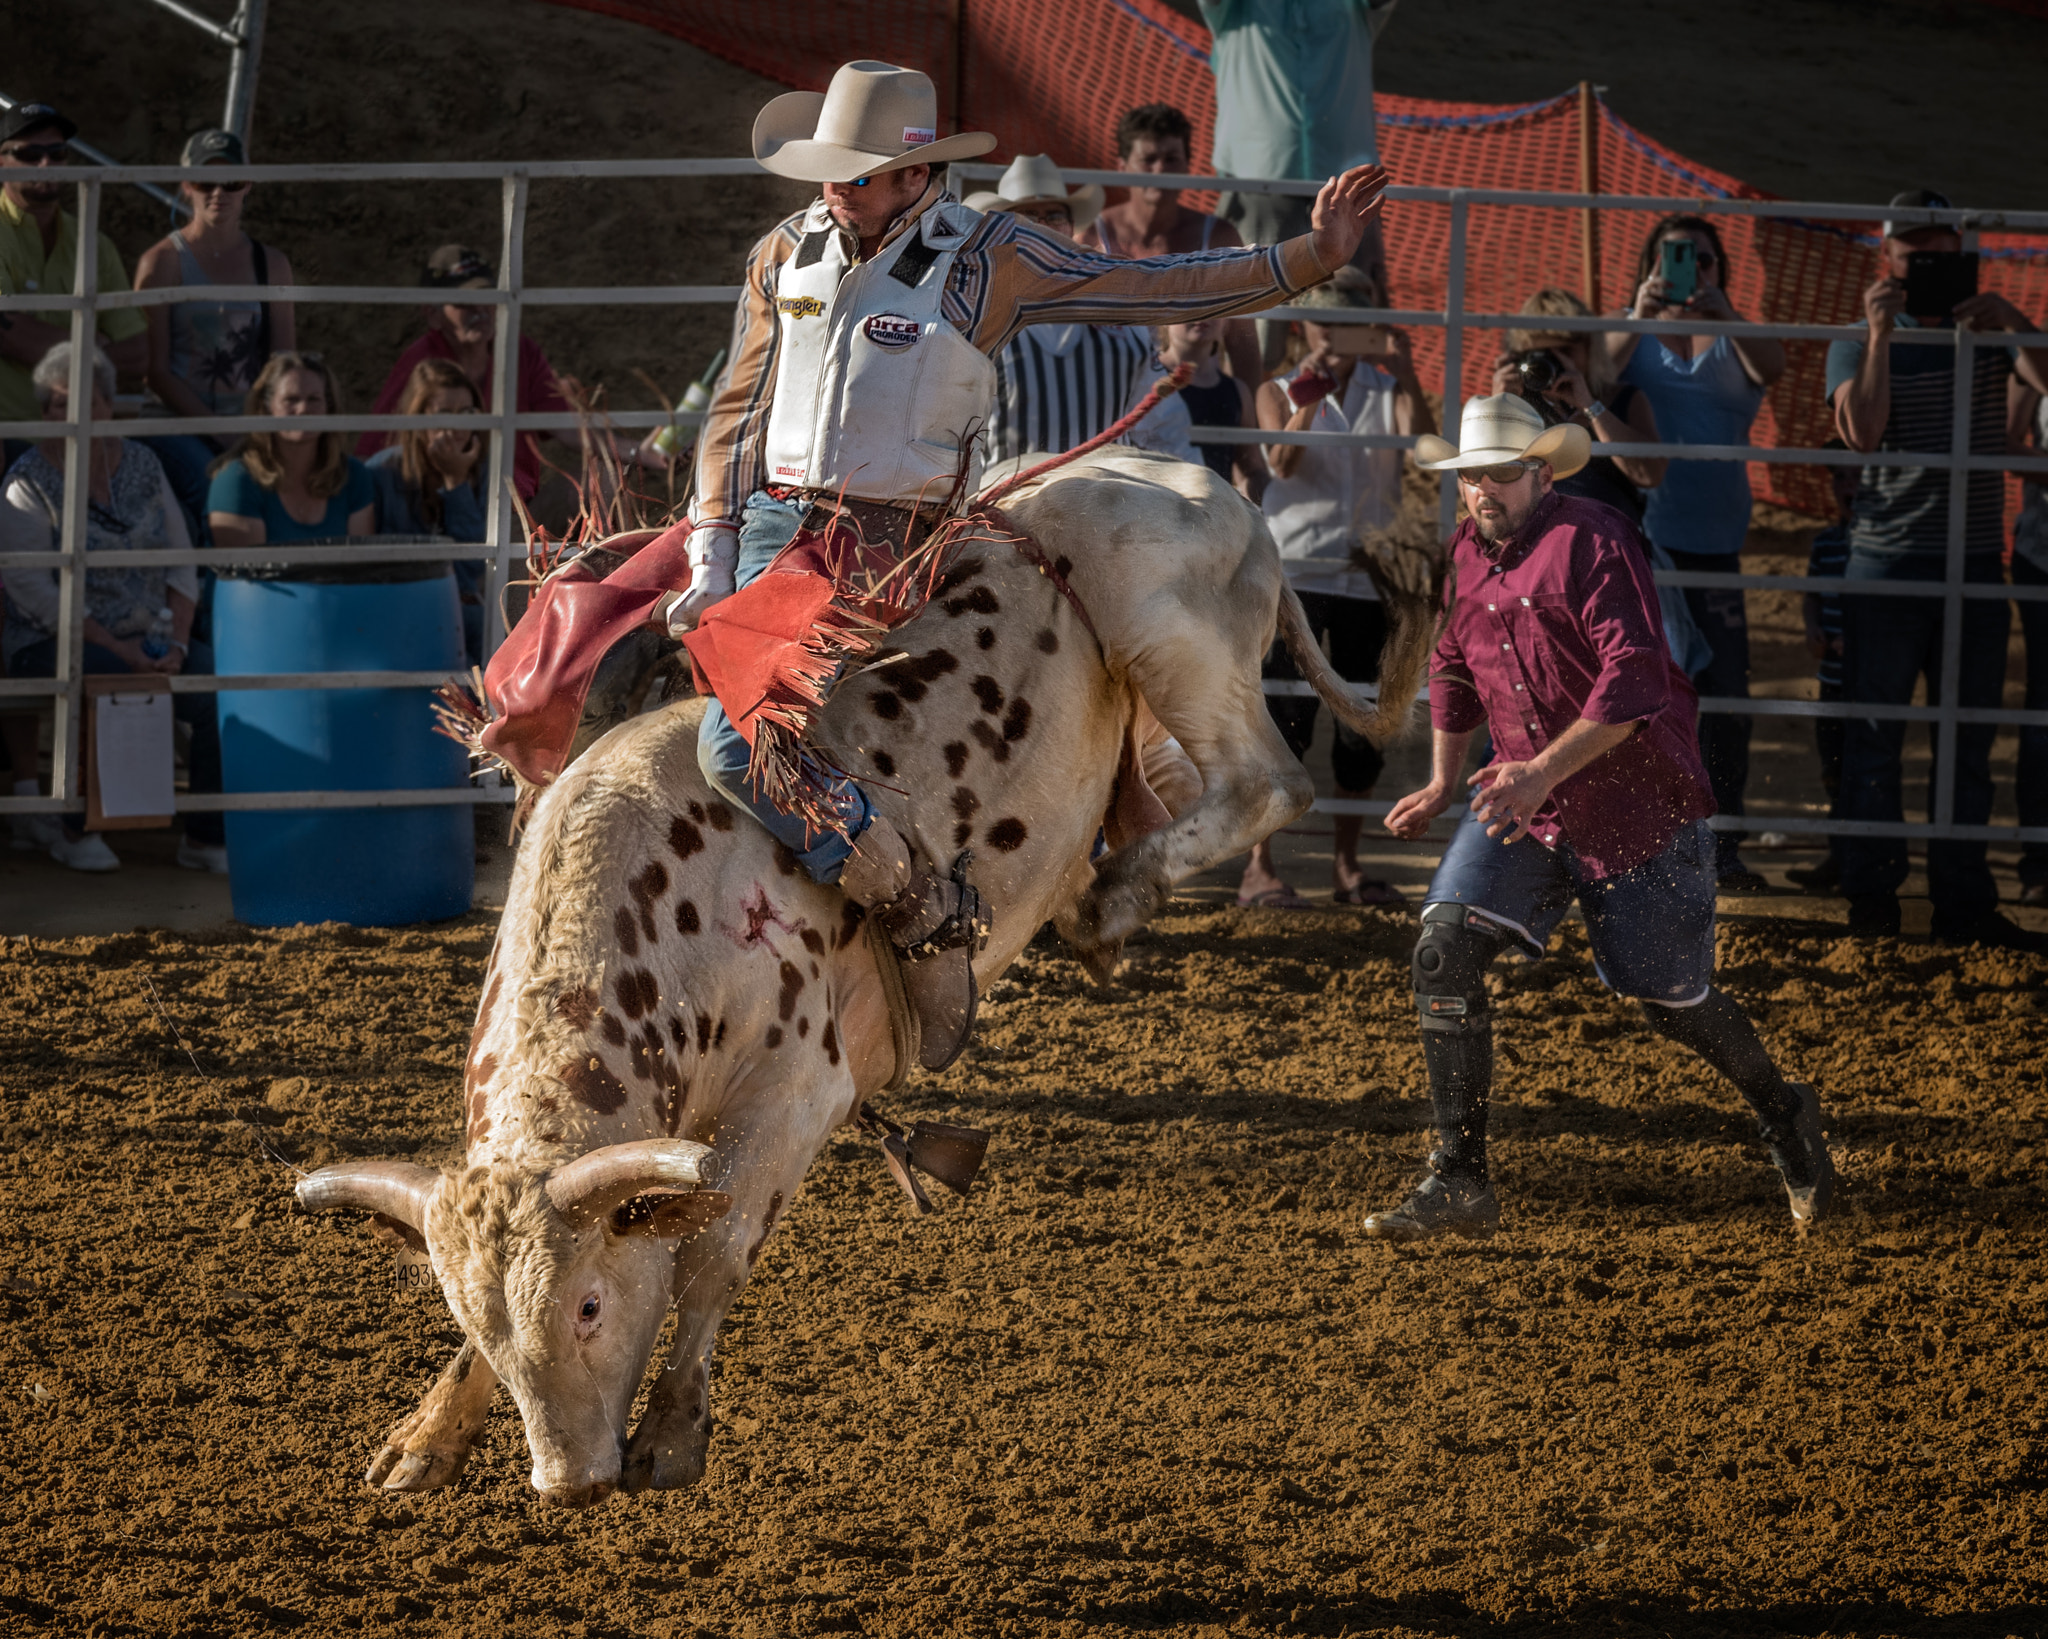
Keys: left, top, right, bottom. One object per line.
{"left": 1457, "top": 460, "right": 1540, "bottom": 486}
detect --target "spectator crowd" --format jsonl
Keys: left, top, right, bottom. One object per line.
{"left": 2, "top": 56, "right": 2044, "bottom": 948}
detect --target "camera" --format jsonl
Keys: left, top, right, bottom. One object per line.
{"left": 1513, "top": 350, "right": 1562, "bottom": 394}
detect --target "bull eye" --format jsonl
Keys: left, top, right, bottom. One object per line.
{"left": 580, "top": 1296, "right": 601, "bottom": 1322}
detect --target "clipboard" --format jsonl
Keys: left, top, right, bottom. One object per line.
{"left": 84, "top": 675, "right": 178, "bottom": 831}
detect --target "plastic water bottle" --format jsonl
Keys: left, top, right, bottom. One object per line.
{"left": 141, "top": 606, "right": 174, "bottom": 660}
{"left": 650, "top": 347, "right": 727, "bottom": 460}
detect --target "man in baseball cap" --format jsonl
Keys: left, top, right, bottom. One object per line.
{"left": 0, "top": 101, "right": 146, "bottom": 427}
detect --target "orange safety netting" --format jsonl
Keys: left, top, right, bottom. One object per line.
{"left": 556, "top": 0, "right": 2048, "bottom": 521}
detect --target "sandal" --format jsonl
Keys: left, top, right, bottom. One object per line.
{"left": 1333, "top": 879, "right": 1405, "bottom": 907}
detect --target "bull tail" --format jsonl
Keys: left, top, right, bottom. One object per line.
{"left": 1276, "top": 573, "right": 1439, "bottom": 745}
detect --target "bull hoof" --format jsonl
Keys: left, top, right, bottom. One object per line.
{"left": 623, "top": 1386, "right": 710, "bottom": 1492}
{"left": 367, "top": 1441, "right": 472, "bottom": 1492}
{"left": 1072, "top": 938, "right": 1124, "bottom": 987}
{"left": 1074, "top": 867, "right": 1166, "bottom": 955}
{"left": 364, "top": 1340, "right": 495, "bottom": 1493}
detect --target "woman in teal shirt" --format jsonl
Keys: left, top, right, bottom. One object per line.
{"left": 207, "top": 350, "right": 375, "bottom": 548}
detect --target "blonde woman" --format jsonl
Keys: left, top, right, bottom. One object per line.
{"left": 207, "top": 352, "right": 375, "bottom": 550}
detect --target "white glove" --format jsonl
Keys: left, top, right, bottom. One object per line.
{"left": 664, "top": 522, "right": 739, "bottom": 635}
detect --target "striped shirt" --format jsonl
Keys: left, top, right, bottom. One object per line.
{"left": 694, "top": 188, "right": 1328, "bottom": 521}
{"left": 1824, "top": 317, "right": 2012, "bottom": 561}
{"left": 985, "top": 322, "right": 1155, "bottom": 463}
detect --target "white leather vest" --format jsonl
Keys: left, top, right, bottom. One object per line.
{"left": 762, "top": 199, "right": 996, "bottom": 503}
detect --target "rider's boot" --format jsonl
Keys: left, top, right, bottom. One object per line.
{"left": 840, "top": 819, "right": 991, "bottom": 1072}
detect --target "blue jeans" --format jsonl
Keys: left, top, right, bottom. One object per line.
{"left": 1836, "top": 550, "right": 2009, "bottom": 918}
{"left": 9, "top": 635, "right": 225, "bottom": 845}
{"left": 1425, "top": 812, "right": 1718, "bottom": 1004}
{"left": 2013, "top": 554, "right": 2048, "bottom": 889}
{"left": 694, "top": 491, "right": 872, "bottom": 883}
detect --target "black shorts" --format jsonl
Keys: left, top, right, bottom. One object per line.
{"left": 1262, "top": 590, "right": 1387, "bottom": 792}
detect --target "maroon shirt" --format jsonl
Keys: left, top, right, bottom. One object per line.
{"left": 1430, "top": 490, "right": 1714, "bottom": 878}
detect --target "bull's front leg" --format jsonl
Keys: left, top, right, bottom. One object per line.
{"left": 366, "top": 1339, "right": 499, "bottom": 1492}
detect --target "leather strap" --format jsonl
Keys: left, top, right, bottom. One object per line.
{"left": 864, "top": 914, "right": 919, "bottom": 1093}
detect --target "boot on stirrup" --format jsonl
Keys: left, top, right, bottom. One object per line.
{"left": 841, "top": 823, "right": 991, "bottom": 1072}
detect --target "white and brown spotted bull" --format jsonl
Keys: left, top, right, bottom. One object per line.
{"left": 293, "top": 448, "right": 1434, "bottom": 1506}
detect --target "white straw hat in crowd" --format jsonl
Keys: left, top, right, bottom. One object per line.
{"left": 1413, "top": 392, "right": 1590, "bottom": 478}
{"left": 753, "top": 60, "right": 997, "bottom": 184}
{"left": 962, "top": 154, "right": 1104, "bottom": 230}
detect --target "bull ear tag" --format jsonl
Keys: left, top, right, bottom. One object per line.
{"left": 367, "top": 1212, "right": 434, "bottom": 1295}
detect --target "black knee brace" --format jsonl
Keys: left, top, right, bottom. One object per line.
{"left": 1412, "top": 902, "right": 1508, "bottom": 1035}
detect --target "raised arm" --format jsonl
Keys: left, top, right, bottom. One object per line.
{"left": 1834, "top": 276, "right": 1904, "bottom": 453}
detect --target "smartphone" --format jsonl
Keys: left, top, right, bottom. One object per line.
{"left": 1904, "top": 250, "right": 1979, "bottom": 319}
{"left": 1659, "top": 239, "right": 1698, "bottom": 305}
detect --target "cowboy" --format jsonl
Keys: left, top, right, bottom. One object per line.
{"left": 658, "top": 60, "right": 1384, "bottom": 1068}
{"left": 1366, "top": 394, "right": 1834, "bottom": 1242}
{"left": 963, "top": 155, "right": 1154, "bottom": 466}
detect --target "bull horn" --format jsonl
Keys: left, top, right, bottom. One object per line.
{"left": 544, "top": 1139, "right": 719, "bottom": 1231}
{"left": 295, "top": 1161, "right": 442, "bottom": 1248}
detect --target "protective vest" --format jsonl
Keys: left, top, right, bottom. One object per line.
{"left": 762, "top": 198, "right": 995, "bottom": 504}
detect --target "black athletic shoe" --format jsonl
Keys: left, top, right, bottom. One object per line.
{"left": 1362, "top": 1173, "right": 1500, "bottom": 1244}
{"left": 1785, "top": 856, "right": 1841, "bottom": 897}
{"left": 1847, "top": 894, "right": 1901, "bottom": 939}
{"left": 1930, "top": 912, "right": 2048, "bottom": 956}
{"left": 1717, "top": 864, "right": 1772, "bottom": 896}
{"left": 1763, "top": 1081, "right": 1834, "bottom": 1226}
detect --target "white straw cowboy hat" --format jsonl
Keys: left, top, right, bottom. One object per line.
{"left": 754, "top": 60, "right": 996, "bottom": 184}
{"left": 962, "top": 154, "right": 1104, "bottom": 231}
{"left": 1414, "top": 392, "right": 1590, "bottom": 479}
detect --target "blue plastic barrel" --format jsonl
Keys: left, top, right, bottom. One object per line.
{"left": 214, "top": 570, "right": 473, "bottom": 926}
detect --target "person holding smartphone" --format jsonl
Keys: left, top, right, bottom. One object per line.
{"left": 1236, "top": 267, "right": 1431, "bottom": 910}
{"left": 1825, "top": 190, "right": 2048, "bottom": 951}
{"left": 1597, "top": 216, "right": 1784, "bottom": 894}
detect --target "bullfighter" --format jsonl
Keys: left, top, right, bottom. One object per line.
{"left": 1369, "top": 394, "right": 1836, "bottom": 1242}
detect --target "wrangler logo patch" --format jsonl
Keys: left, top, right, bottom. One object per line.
{"left": 902, "top": 125, "right": 936, "bottom": 145}
{"left": 862, "top": 312, "right": 921, "bottom": 350}
{"left": 774, "top": 463, "right": 805, "bottom": 477}
{"left": 777, "top": 295, "right": 825, "bottom": 319}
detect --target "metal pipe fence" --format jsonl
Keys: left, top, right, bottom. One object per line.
{"left": 3, "top": 158, "right": 2044, "bottom": 844}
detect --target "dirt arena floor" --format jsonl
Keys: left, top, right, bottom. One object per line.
{"left": 3, "top": 904, "right": 2045, "bottom": 1638}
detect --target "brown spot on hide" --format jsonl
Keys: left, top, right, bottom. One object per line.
{"left": 556, "top": 985, "right": 599, "bottom": 1028}
{"left": 945, "top": 584, "right": 1000, "bottom": 618}
{"left": 613, "top": 905, "right": 640, "bottom": 957}
{"left": 934, "top": 557, "right": 984, "bottom": 597}
{"left": 676, "top": 898, "right": 701, "bottom": 936}
{"left": 777, "top": 959, "right": 806, "bottom": 1021}
{"left": 705, "top": 802, "right": 736, "bottom": 832}
{"left": 976, "top": 626, "right": 996, "bottom": 650}
{"left": 467, "top": 971, "right": 503, "bottom": 1061}
{"left": 837, "top": 901, "right": 865, "bottom": 948}
{"left": 765, "top": 1026, "right": 784, "bottom": 1049}
{"left": 823, "top": 1019, "right": 840, "bottom": 1066}
{"left": 562, "top": 1055, "right": 626, "bottom": 1115}
{"left": 1036, "top": 627, "right": 1059, "bottom": 654}
{"left": 971, "top": 675, "right": 1005, "bottom": 715}
{"left": 629, "top": 861, "right": 670, "bottom": 940}
{"left": 869, "top": 690, "right": 903, "bottom": 720}
{"left": 535, "top": 1095, "right": 559, "bottom": 1114}
{"left": 798, "top": 1016, "right": 810, "bottom": 1038}
{"left": 469, "top": 1117, "right": 490, "bottom": 1144}
{"left": 800, "top": 928, "right": 825, "bottom": 956}
{"left": 713, "top": 1017, "right": 728, "bottom": 1047}
{"left": 600, "top": 1013, "right": 628, "bottom": 1047}
{"left": 1053, "top": 554, "right": 1073, "bottom": 579}
{"left": 872, "top": 750, "right": 896, "bottom": 777}
{"left": 747, "top": 1191, "right": 785, "bottom": 1265}
{"left": 695, "top": 1011, "right": 712, "bottom": 1054}
{"left": 615, "top": 968, "right": 659, "bottom": 1020}
{"left": 943, "top": 741, "right": 969, "bottom": 777}
{"left": 877, "top": 648, "right": 960, "bottom": 703}
{"left": 987, "top": 817, "right": 1029, "bottom": 852}
{"left": 1002, "top": 697, "right": 1032, "bottom": 743}
{"left": 669, "top": 816, "right": 705, "bottom": 861}
{"left": 951, "top": 786, "right": 981, "bottom": 822}
{"left": 687, "top": 800, "right": 705, "bottom": 823}
{"left": 771, "top": 841, "right": 801, "bottom": 877}
{"left": 970, "top": 720, "right": 1010, "bottom": 763}
{"left": 954, "top": 822, "right": 972, "bottom": 847}
{"left": 464, "top": 1052, "right": 498, "bottom": 1098}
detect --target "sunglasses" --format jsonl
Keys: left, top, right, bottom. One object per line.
{"left": 3, "top": 142, "right": 69, "bottom": 165}
{"left": 1457, "top": 460, "right": 1540, "bottom": 486}
{"left": 190, "top": 177, "right": 249, "bottom": 194}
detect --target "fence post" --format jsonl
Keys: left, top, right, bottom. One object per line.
{"left": 1576, "top": 81, "right": 1601, "bottom": 311}
{"left": 50, "top": 175, "right": 103, "bottom": 810}
{"left": 483, "top": 170, "right": 530, "bottom": 661}
{"left": 1438, "top": 191, "right": 1467, "bottom": 540}
{"left": 1932, "top": 326, "right": 1974, "bottom": 830}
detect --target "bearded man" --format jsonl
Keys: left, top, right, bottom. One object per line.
{"left": 646, "top": 59, "right": 1384, "bottom": 1067}
{"left": 1367, "top": 394, "right": 1835, "bottom": 1242}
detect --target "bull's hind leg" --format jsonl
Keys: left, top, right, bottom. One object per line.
{"left": 366, "top": 1339, "right": 499, "bottom": 1492}
{"left": 1070, "top": 561, "right": 1312, "bottom": 961}
{"left": 623, "top": 1061, "right": 846, "bottom": 1493}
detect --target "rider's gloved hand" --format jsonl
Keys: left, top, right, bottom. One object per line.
{"left": 664, "top": 521, "right": 740, "bottom": 635}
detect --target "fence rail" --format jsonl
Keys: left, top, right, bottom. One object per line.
{"left": 4, "top": 159, "right": 2043, "bottom": 855}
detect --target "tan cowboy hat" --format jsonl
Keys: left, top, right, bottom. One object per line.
{"left": 1413, "top": 392, "right": 1590, "bottom": 479}
{"left": 962, "top": 154, "right": 1104, "bottom": 230}
{"left": 753, "top": 60, "right": 996, "bottom": 184}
